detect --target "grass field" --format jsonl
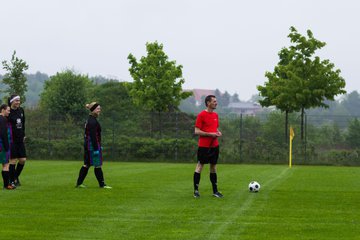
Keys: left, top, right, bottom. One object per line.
{"left": 1, "top": 161, "right": 359, "bottom": 240}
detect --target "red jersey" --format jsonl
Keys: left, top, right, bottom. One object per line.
{"left": 195, "top": 110, "right": 219, "bottom": 147}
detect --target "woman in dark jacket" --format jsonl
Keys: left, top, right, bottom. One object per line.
{"left": 0, "top": 104, "right": 14, "bottom": 190}
{"left": 75, "top": 102, "right": 112, "bottom": 189}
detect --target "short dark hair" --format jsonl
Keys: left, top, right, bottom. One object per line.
{"left": 0, "top": 104, "right": 9, "bottom": 111}
{"left": 205, "top": 95, "right": 216, "bottom": 107}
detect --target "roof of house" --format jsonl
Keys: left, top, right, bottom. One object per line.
{"left": 227, "top": 102, "right": 261, "bottom": 109}
{"left": 190, "top": 89, "right": 217, "bottom": 102}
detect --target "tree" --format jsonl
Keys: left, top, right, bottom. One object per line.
{"left": 346, "top": 118, "right": 360, "bottom": 148}
{"left": 258, "top": 26, "right": 346, "bottom": 140}
{"left": 128, "top": 42, "right": 192, "bottom": 136}
{"left": 1, "top": 51, "right": 29, "bottom": 103}
{"left": 39, "top": 70, "right": 93, "bottom": 121}
{"left": 342, "top": 91, "right": 360, "bottom": 116}
{"left": 128, "top": 41, "right": 191, "bottom": 112}
{"left": 231, "top": 93, "right": 241, "bottom": 103}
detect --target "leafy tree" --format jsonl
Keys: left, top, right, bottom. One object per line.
{"left": 26, "top": 71, "right": 49, "bottom": 107}
{"left": 128, "top": 41, "right": 191, "bottom": 112}
{"left": 342, "top": 91, "right": 360, "bottom": 116}
{"left": 231, "top": 93, "right": 241, "bottom": 103}
{"left": 39, "top": 70, "right": 94, "bottom": 121}
{"left": 220, "top": 91, "right": 231, "bottom": 107}
{"left": 258, "top": 26, "right": 346, "bottom": 140}
{"left": 346, "top": 118, "right": 360, "bottom": 148}
{"left": 128, "top": 42, "right": 192, "bottom": 136}
{"left": 1, "top": 51, "right": 29, "bottom": 103}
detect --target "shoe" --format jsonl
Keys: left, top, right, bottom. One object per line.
{"left": 213, "top": 192, "right": 223, "bottom": 198}
{"left": 15, "top": 179, "right": 21, "bottom": 187}
{"left": 10, "top": 182, "right": 17, "bottom": 189}
{"left": 193, "top": 190, "right": 200, "bottom": 198}
{"left": 75, "top": 184, "right": 87, "bottom": 188}
{"left": 101, "top": 185, "right": 112, "bottom": 189}
{"left": 3, "top": 185, "right": 16, "bottom": 190}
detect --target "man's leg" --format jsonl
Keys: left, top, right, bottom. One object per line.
{"left": 210, "top": 164, "right": 222, "bottom": 197}
{"left": 193, "top": 163, "right": 204, "bottom": 197}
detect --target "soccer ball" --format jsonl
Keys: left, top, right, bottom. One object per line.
{"left": 248, "top": 181, "right": 261, "bottom": 192}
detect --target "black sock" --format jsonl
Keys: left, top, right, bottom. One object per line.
{"left": 15, "top": 163, "right": 25, "bottom": 181}
{"left": 2, "top": 171, "right": 10, "bottom": 188}
{"left": 9, "top": 164, "right": 16, "bottom": 183}
{"left": 94, "top": 167, "right": 105, "bottom": 187}
{"left": 194, "top": 172, "right": 200, "bottom": 191}
{"left": 76, "top": 166, "right": 89, "bottom": 185}
{"left": 210, "top": 172, "right": 218, "bottom": 193}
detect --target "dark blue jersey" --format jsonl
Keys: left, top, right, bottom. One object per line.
{"left": 0, "top": 116, "right": 9, "bottom": 152}
{"left": 8, "top": 107, "right": 25, "bottom": 143}
{"left": 84, "top": 115, "right": 101, "bottom": 151}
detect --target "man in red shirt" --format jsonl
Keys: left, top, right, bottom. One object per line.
{"left": 193, "top": 95, "right": 223, "bottom": 198}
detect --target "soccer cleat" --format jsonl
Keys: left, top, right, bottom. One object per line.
{"left": 14, "top": 179, "right": 21, "bottom": 187}
{"left": 193, "top": 190, "right": 200, "bottom": 198}
{"left": 3, "top": 185, "right": 16, "bottom": 190}
{"left": 213, "top": 192, "right": 224, "bottom": 198}
{"left": 101, "top": 185, "right": 112, "bottom": 189}
{"left": 75, "top": 184, "right": 87, "bottom": 188}
{"left": 10, "top": 182, "right": 17, "bottom": 189}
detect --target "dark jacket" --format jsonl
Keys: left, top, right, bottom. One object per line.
{"left": 84, "top": 115, "right": 101, "bottom": 151}
{"left": 0, "top": 116, "right": 9, "bottom": 152}
{"left": 8, "top": 107, "right": 25, "bottom": 143}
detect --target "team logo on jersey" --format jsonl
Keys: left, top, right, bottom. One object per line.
{"left": 16, "top": 118, "right": 22, "bottom": 129}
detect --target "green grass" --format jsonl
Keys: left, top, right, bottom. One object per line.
{"left": 1, "top": 161, "right": 359, "bottom": 240}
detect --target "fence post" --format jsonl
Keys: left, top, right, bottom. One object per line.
{"left": 239, "top": 114, "right": 243, "bottom": 162}
{"left": 305, "top": 113, "right": 307, "bottom": 162}
{"left": 112, "top": 113, "right": 115, "bottom": 160}
{"left": 175, "top": 111, "right": 178, "bottom": 162}
{"left": 48, "top": 112, "right": 51, "bottom": 157}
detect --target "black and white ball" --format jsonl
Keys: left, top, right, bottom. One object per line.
{"left": 248, "top": 181, "right": 261, "bottom": 192}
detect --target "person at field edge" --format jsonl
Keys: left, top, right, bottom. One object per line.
{"left": 193, "top": 95, "right": 223, "bottom": 198}
{"left": 0, "top": 104, "right": 15, "bottom": 190}
{"left": 8, "top": 94, "right": 26, "bottom": 188}
{"left": 76, "top": 102, "right": 112, "bottom": 189}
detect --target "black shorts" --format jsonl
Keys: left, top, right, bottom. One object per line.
{"left": 10, "top": 142, "right": 27, "bottom": 159}
{"left": 197, "top": 146, "right": 219, "bottom": 164}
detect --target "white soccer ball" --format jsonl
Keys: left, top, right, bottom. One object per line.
{"left": 248, "top": 181, "right": 261, "bottom": 192}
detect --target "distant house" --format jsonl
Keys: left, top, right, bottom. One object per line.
{"left": 226, "top": 102, "right": 262, "bottom": 116}
{"left": 189, "top": 89, "right": 217, "bottom": 106}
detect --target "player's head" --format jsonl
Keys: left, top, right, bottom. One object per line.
{"left": 86, "top": 102, "right": 101, "bottom": 116}
{"left": 205, "top": 95, "right": 217, "bottom": 109}
{"left": 0, "top": 104, "right": 10, "bottom": 117}
{"left": 8, "top": 94, "right": 21, "bottom": 109}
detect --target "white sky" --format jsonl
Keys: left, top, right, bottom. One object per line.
{"left": 1, "top": 0, "right": 359, "bottom": 100}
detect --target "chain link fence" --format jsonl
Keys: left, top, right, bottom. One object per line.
{"left": 24, "top": 110, "right": 360, "bottom": 166}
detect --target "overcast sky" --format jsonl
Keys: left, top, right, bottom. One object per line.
{"left": 1, "top": 0, "right": 359, "bottom": 100}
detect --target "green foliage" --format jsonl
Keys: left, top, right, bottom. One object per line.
{"left": 259, "top": 26, "right": 346, "bottom": 111}
{"left": 1, "top": 51, "right": 29, "bottom": 103}
{"left": 39, "top": 70, "right": 94, "bottom": 120}
{"left": 128, "top": 41, "right": 192, "bottom": 112}
{"left": 345, "top": 118, "right": 360, "bottom": 148}
{"left": 25, "top": 71, "right": 49, "bottom": 106}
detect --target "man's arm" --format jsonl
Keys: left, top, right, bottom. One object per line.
{"left": 194, "top": 127, "right": 221, "bottom": 138}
